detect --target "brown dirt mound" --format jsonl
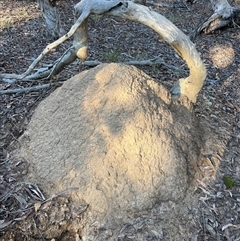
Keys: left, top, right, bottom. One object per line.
{"left": 17, "top": 63, "right": 203, "bottom": 240}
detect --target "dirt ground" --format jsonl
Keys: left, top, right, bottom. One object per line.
{"left": 0, "top": 0, "right": 240, "bottom": 240}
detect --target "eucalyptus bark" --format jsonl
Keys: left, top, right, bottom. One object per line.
{"left": 37, "top": 0, "right": 64, "bottom": 39}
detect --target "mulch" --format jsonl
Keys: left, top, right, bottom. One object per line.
{"left": 0, "top": 0, "right": 240, "bottom": 240}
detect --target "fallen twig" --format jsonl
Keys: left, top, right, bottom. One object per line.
{"left": 84, "top": 57, "right": 185, "bottom": 72}
{"left": 0, "top": 83, "right": 62, "bottom": 95}
{"left": 1, "top": 57, "right": 185, "bottom": 85}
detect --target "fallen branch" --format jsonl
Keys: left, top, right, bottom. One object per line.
{"left": 105, "top": 1, "right": 206, "bottom": 102}
{"left": 197, "top": 0, "right": 240, "bottom": 34}
{"left": 0, "top": 0, "right": 122, "bottom": 81}
{"left": 0, "top": 55, "right": 185, "bottom": 95}
{"left": 0, "top": 83, "right": 61, "bottom": 95}
{"left": 0, "top": 17, "right": 86, "bottom": 81}
{"left": 84, "top": 58, "right": 185, "bottom": 73}
{"left": 1, "top": 0, "right": 207, "bottom": 102}
{"left": 1, "top": 57, "right": 185, "bottom": 84}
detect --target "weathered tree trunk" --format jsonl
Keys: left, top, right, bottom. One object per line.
{"left": 198, "top": 0, "right": 240, "bottom": 33}
{"left": 37, "top": 0, "right": 64, "bottom": 39}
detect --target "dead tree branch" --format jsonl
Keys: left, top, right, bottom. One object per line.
{"left": 1, "top": 57, "right": 183, "bottom": 85}
{"left": 197, "top": 0, "right": 240, "bottom": 34}
{"left": 1, "top": 0, "right": 206, "bottom": 102}
{"left": 84, "top": 57, "right": 185, "bottom": 73}
{"left": 0, "top": 83, "right": 62, "bottom": 95}
{"left": 104, "top": 0, "right": 206, "bottom": 102}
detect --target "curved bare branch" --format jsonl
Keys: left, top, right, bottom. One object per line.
{"left": 104, "top": 0, "right": 206, "bottom": 102}
{"left": 1, "top": 0, "right": 207, "bottom": 102}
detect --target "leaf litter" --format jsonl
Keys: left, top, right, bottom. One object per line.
{"left": 0, "top": 0, "right": 240, "bottom": 240}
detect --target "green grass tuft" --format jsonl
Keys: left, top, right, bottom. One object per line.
{"left": 223, "top": 176, "right": 235, "bottom": 189}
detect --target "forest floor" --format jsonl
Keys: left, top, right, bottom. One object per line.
{"left": 0, "top": 0, "right": 240, "bottom": 240}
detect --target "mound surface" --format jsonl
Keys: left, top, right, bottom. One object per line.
{"left": 18, "top": 63, "right": 202, "bottom": 239}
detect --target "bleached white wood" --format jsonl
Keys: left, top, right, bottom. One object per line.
{"left": 1, "top": 0, "right": 207, "bottom": 102}
{"left": 199, "top": 0, "right": 240, "bottom": 34}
